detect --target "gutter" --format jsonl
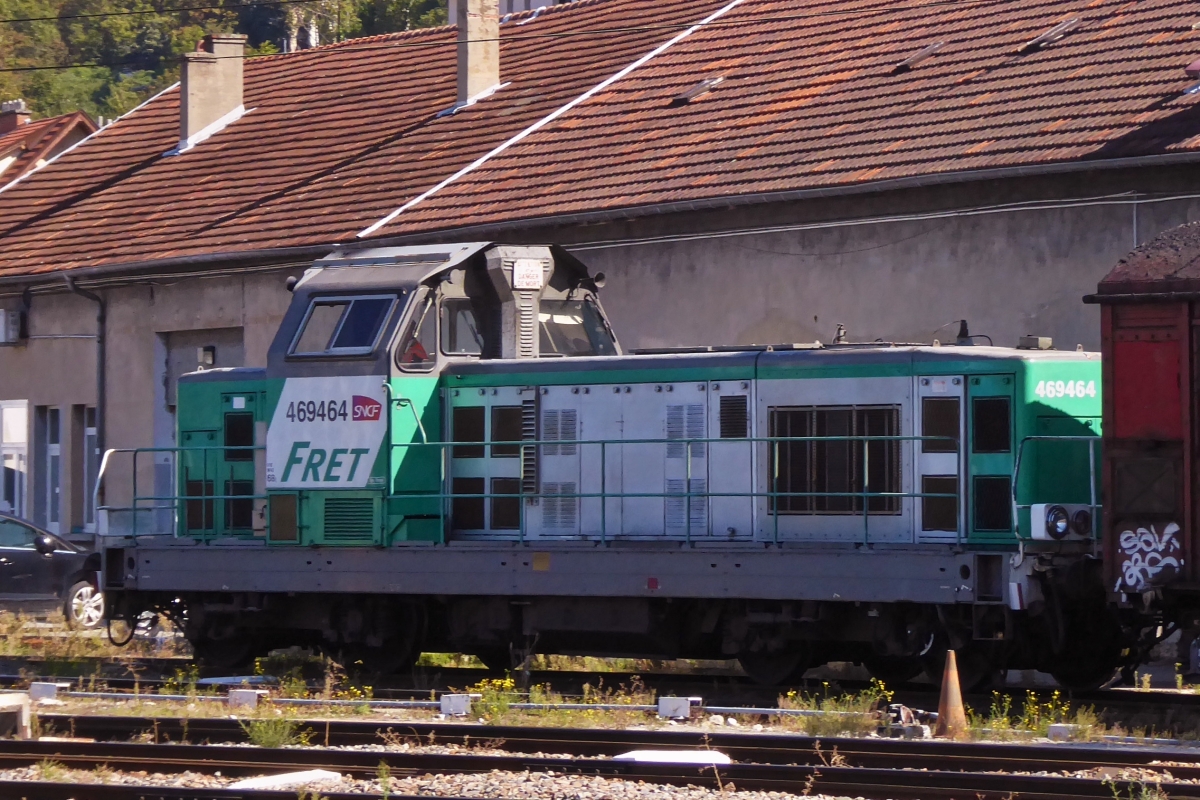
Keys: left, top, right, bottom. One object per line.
{"left": 1083, "top": 291, "right": 1200, "bottom": 304}
{"left": 0, "top": 244, "right": 337, "bottom": 291}
{"left": 359, "top": 150, "right": 1200, "bottom": 243}
{"left": 63, "top": 275, "right": 106, "bottom": 460}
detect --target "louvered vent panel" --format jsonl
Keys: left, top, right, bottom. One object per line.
{"left": 667, "top": 405, "right": 685, "bottom": 459}
{"left": 667, "top": 404, "right": 705, "bottom": 459}
{"left": 542, "top": 409, "right": 560, "bottom": 456}
{"left": 323, "top": 497, "right": 376, "bottom": 543}
{"left": 686, "top": 404, "right": 706, "bottom": 459}
{"left": 666, "top": 479, "right": 707, "bottom": 530}
{"left": 559, "top": 409, "right": 577, "bottom": 455}
{"left": 521, "top": 397, "right": 539, "bottom": 496}
{"left": 542, "top": 483, "right": 577, "bottom": 529}
{"left": 517, "top": 292, "right": 537, "bottom": 358}
{"left": 720, "top": 395, "right": 749, "bottom": 438}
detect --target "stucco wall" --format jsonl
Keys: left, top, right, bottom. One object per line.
{"left": 542, "top": 166, "right": 1200, "bottom": 353}
{"left": 0, "top": 269, "right": 299, "bottom": 537}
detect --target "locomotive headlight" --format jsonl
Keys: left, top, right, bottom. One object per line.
{"left": 1071, "top": 508, "right": 1092, "bottom": 537}
{"left": 1045, "top": 505, "right": 1070, "bottom": 539}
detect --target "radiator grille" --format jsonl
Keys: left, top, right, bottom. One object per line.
{"left": 666, "top": 478, "right": 707, "bottom": 530}
{"left": 542, "top": 482, "right": 577, "bottom": 529}
{"left": 323, "top": 496, "right": 376, "bottom": 543}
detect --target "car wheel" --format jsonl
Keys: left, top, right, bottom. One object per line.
{"left": 65, "top": 581, "right": 104, "bottom": 630}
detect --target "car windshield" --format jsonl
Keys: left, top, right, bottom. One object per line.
{"left": 293, "top": 296, "right": 394, "bottom": 355}
{"left": 538, "top": 298, "right": 616, "bottom": 357}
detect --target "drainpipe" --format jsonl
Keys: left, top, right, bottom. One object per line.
{"left": 63, "top": 276, "right": 106, "bottom": 458}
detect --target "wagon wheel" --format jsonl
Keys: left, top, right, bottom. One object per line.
{"left": 738, "top": 648, "right": 810, "bottom": 686}
{"left": 862, "top": 654, "right": 925, "bottom": 686}
{"left": 921, "top": 644, "right": 1004, "bottom": 693}
{"left": 191, "top": 636, "right": 254, "bottom": 672}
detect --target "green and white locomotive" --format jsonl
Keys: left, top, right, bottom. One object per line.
{"left": 99, "top": 242, "right": 1117, "bottom": 687}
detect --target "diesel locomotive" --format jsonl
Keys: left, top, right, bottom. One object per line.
{"left": 97, "top": 242, "right": 1120, "bottom": 688}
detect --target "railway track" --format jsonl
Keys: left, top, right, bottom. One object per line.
{"left": 10, "top": 662, "right": 1200, "bottom": 718}
{"left": 5, "top": 718, "right": 1200, "bottom": 799}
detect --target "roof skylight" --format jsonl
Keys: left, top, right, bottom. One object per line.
{"left": 890, "top": 42, "right": 944, "bottom": 74}
{"left": 1017, "top": 18, "right": 1080, "bottom": 54}
{"left": 671, "top": 76, "right": 725, "bottom": 105}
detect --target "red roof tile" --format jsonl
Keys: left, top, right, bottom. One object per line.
{"left": 0, "top": 0, "right": 1198, "bottom": 278}
{"left": 0, "top": 111, "right": 96, "bottom": 185}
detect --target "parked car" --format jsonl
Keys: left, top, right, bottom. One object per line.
{"left": 0, "top": 513, "right": 103, "bottom": 629}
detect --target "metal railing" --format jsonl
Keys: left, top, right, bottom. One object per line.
{"left": 386, "top": 433, "right": 957, "bottom": 545}
{"left": 95, "top": 445, "right": 264, "bottom": 538}
{"left": 1011, "top": 434, "right": 1101, "bottom": 541}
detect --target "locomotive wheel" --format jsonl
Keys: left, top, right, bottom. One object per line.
{"left": 475, "top": 649, "right": 515, "bottom": 672}
{"left": 1049, "top": 660, "right": 1117, "bottom": 692}
{"left": 862, "top": 655, "right": 924, "bottom": 686}
{"left": 738, "top": 649, "right": 810, "bottom": 686}
{"left": 921, "top": 645, "right": 1003, "bottom": 692}
{"left": 191, "top": 636, "right": 254, "bottom": 671}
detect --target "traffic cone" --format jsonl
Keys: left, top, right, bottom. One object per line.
{"left": 933, "top": 649, "right": 968, "bottom": 739}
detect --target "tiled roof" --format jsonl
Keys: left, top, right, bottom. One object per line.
{"left": 0, "top": 0, "right": 1198, "bottom": 279}
{"left": 0, "top": 112, "right": 95, "bottom": 184}
{"left": 1096, "top": 221, "right": 1200, "bottom": 294}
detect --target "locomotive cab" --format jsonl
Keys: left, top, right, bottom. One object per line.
{"left": 187, "top": 243, "right": 619, "bottom": 547}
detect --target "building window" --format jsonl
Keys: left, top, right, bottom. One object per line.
{"left": 0, "top": 400, "right": 27, "bottom": 518}
{"left": 35, "top": 406, "right": 61, "bottom": 533}
{"left": 83, "top": 407, "right": 97, "bottom": 531}
{"left": 768, "top": 405, "right": 901, "bottom": 515}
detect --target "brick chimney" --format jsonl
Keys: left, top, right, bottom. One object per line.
{"left": 0, "top": 100, "right": 31, "bottom": 134}
{"left": 456, "top": 0, "right": 499, "bottom": 105}
{"left": 179, "top": 34, "right": 247, "bottom": 150}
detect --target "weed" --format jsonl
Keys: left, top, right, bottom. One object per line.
{"left": 1106, "top": 779, "right": 1168, "bottom": 800}
{"left": 92, "top": 763, "right": 114, "bottom": 783}
{"left": 239, "top": 717, "right": 313, "bottom": 748}
{"left": 34, "top": 759, "right": 69, "bottom": 782}
{"left": 162, "top": 664, "right": 200, "bottom": 696}
{"left": 377, "top": 761, "right": 391, "bottom": 800}
{"left": 1177, "top": 663, "right": 1185, "bottom": 691}
{"left": 812, "top": 740, "right": 846, "bottom": 767}
{"left": 470, "top": 675, "right": 519, "bottom": 722}
{"left": 776, "top": 679, "right": 890, "bottom": 736}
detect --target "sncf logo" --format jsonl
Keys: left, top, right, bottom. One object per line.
{"left": 352, "top": 395, "right": 383, "bottom": 421}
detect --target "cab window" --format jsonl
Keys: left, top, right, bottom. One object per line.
{"left": 539, "top": 298, "right": 616, "bottom": 357}
{"left": 396, "top": 294, "right": 437, "bottom": 371}
{"left": 441, "top": 298, "right": 484, "bottom": 355}
{"left": 0, "top": 520, "right": 35, "bottom": 548}
{"left": 291, "top": 295, "right": 394, "bottom": 355}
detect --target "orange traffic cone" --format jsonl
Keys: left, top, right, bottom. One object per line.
{"left": 933, "top": 649, "right": 968, "bottom": 739}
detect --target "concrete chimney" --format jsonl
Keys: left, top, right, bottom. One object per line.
{"left": 180, "top": 34, "right": 247, "bottom": 149}
{"left": 0, "top": 100, "right": 31, "bottom": 134}
{"left": 456, "top": 0, "right": 499, "bottom": 106}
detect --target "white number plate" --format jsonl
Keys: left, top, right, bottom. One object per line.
{"left": 1034, "top": 380, "right": 1096, "bottom": 399}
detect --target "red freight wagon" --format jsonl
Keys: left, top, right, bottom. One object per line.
{"left": 1087, "top": 222, "right": 1200, "bottom": 604}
